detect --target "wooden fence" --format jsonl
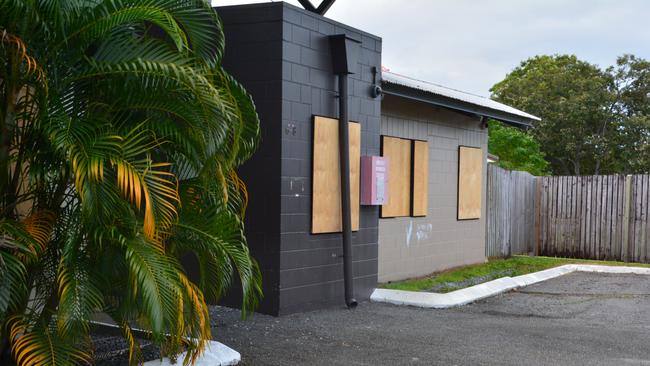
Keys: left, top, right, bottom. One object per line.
{"left": 486, "top": 164, "right": 537, "bottom": 257}
{"left": 538, "top": 175, "right": 650, "bottom": 262}
{"left": 486, "top": 167, "right": 650, "bottom": 262}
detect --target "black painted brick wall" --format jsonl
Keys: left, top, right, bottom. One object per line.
{"left": 277, "top": 3, "right": 382, "bottom": 315}
{"left": 218, "top": 3, "right": 284, "bottom": 315}
{"left": 218, "top": 2, "right": 382, "bottom": 316}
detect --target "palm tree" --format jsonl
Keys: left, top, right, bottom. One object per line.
{"left": 0, "top": 1, "right": 262, "bottom": 365}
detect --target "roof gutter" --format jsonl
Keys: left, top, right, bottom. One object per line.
{"left": 382, "top": 84, "right": 535, "bottom": 128}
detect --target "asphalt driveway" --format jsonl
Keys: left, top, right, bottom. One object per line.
{"left": 210, "top": 272, "right": 650, "bottom": 366}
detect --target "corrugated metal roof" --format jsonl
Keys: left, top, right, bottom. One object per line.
{"left": 382, "top": 71, "right": 541, "bottom": 122}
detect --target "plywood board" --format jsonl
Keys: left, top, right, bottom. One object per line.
{"left": 311, "top": 116, "right": 360, "bottom": 234}
{"left": 458, "top": 146, "right": 483, "bottom": 220}
{"left": 349, "top": 122, "right": 360, "bottom": 231}
{"left": 411, "top": 140, "right": 429, "bottom": 216}
{"left": 381, "top": 136, "right": 411, "bottom": 218}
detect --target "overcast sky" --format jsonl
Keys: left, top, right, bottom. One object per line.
{"left": 213, "top": 0, "right": 650, "bottom": 97}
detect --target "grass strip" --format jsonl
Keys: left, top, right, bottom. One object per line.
{"left": 380, "top": 256, "right": 650, "bottom": 293}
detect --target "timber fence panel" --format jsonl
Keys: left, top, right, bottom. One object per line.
{"left": 536, "top": 174, "right": 650, "bottom": 263}
{"left": 487, "top": 168, "right": 649, "bottom": 263}
{"left": 486, "top": 165, "right": 537, "bottom": 257}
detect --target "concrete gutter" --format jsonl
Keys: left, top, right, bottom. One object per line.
{"left": 371, "top": 264, "right": 650, "bottom": 309}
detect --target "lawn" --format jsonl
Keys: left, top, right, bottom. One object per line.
{"left": 380, "top": 256, "right": 650, "bottom": 293}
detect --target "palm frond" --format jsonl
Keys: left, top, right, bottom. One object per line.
{"left": 21, "top": 211, "right": 55, "bottom": 252}
{"left": 56, "top": 257, "right": 104, "bottom": 339}
{"left": 120, "top": 320, "right": 144, "bottom": 366}
{"left": 0, "top": 250, "right": 28, "bottom": 320}
{"left": 78, "top": 59, "right": 233, "bottom": 138}
{"left": 9, "top": 318, "right": 91, "bottom": 366}
{"left": 112, "top": 128, "right": 180, "bottom": 242}
{"left": 210, "top": 67, "right": 261, "bottom": 166}
{"left": 165, "top": 0, "right": 225, "bottom": 66}
{"left": 0, "top": 219, "right": 41, "bottom": 256}
{"left": 0, "top": 31, "right": 47, "bottom": 82}
{"left": 176, "top": 273, "right": 211, "bottom": 365}
{"left": 175, "top": 206, "right": 262, "bottom": 316}
{"left": 93, "top": 31, "right": 191, "bottom": 65}
{"left": 63, "top": 0, "right": 190, "bottom": 52}
{"left": 68, "top": 132, "right": 122, "bottom": 198}
{"left": 123, "top": 234, "right": 179, "bottom": 335}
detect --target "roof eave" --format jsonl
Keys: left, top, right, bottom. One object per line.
{"left": 382, "top": 82, "right": 537, "bottom": 128}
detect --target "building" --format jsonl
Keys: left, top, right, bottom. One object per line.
{"left": 216, "top": 2, "right": 538, "bottom": 315}
{"left": 378, "top": 72, "right": 538, "bottom": 282}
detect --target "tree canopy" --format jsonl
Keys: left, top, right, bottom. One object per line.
{"left": 608, "top": 55, "right": 650, "bottom": 174}
{"left": 491, "top": 54, "right": 650, "bottom": 175}
{"left": 488, "top": 120, "right": 549, "bottom": 176}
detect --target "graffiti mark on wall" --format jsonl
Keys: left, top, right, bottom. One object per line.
{"left": 415, "top": 223, "right": 433, "bottom": 242}
{"left": 406, "top": 221, "right": 433, "bottom": 247}
{"left": 406, "top": 221, "right": 413, "bottom": 248}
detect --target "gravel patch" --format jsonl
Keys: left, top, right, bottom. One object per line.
{"left": 92, "top": 335, "right": 161, "bottom": 366}
{"left": 426, "top": 269, "right": 514, "bottom": 292}
{"left": 0, "top": 332, "right": 163, "bottom": 365}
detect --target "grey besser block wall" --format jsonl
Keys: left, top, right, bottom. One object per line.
{"left": 378, "top": 94, "right": 487, "bottom": 283}
{"left": 217, "top": 2, "right": 381, "bottom": 315}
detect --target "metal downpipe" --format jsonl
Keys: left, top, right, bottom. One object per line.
{"left": 338, "top": 74, "right": 357, "bottom": 309}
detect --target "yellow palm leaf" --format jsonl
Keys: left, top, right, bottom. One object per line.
{"left": 9, "top": 318, "right": 91, "bottom": 366}
{"left": 21, "top": 210, "right": 55, "bottom": 251}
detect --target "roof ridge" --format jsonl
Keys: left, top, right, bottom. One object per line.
{"left": 382, "top": 70, "right": 490, "bottom": 100}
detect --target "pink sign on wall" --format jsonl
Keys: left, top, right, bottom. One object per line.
{"left": 360, "top": 156, "right": 389, "bottom": 205}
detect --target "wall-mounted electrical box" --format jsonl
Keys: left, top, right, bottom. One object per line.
{"left": 360, "top": 156, "right": 389, "bottom": 205}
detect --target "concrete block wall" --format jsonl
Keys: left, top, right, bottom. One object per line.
{"left": 278, "top": 4, "right": 382, "bottom": 314}
{"left": 218, "top": 3, "right": 284, "bottom": 314}
{"left": 218, "top": 2, "right": 382, "bottom": 315}
{"left": 378, "top": 95, "right": 487, "bottom": 283}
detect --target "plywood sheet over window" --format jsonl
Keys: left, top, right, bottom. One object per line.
{"left": 411, "top": 140, "right": 429, "bottom": 217}
{"left": 381, "top": 136, "right": 411, "bottom": 217}
{"left": 458, "top": 146, "right": 483, "bottom": 220}
{"left": 311, "top": 116, "right": 360, "bottom": 234}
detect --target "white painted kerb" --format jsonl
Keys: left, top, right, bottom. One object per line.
{"left": 371, "top": 264, "right": 650, "bottom": 309}
{"left": 144, "top": 340, "right": 240, "bottom": 366}
{"left": 89, "top": 320, "right": 240, "bottom": 366}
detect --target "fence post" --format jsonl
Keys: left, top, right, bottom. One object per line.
{"left": 621, "top": 174, "right": 633, "bottom": 262}
{"left": 534, "top": 176, "right": 541, "bottom": 256}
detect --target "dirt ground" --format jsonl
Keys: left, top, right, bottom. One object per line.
{"left": 210, "top": 272, "right": 650, "bottom": 366}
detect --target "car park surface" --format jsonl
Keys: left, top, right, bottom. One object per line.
{"left": 212, "top": 272, "right": 650, "bottom": 366}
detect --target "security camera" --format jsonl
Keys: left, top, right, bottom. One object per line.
{"left": 371, "top": 84, "right": 383, "bottom": 98}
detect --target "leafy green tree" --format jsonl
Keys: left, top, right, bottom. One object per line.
{"left": 611, "top": 55, "right": 650, "bottom": 117}
{"left": 608, "top": 55, "right": 650, "bottom": 174}
{"left": 491, "top": 55, "right": 615, "bottom": 175}
{"left": 491, "top": 54, "right": 650, "bottom": 175}
{"left": 0, "top": 1, "right": 261, "bottom": 365}
{"left": 610, "top": 116, "right": 650, "bottom": 174}
{"left": 488, "top": 120, "right": 549, "bottom": 176}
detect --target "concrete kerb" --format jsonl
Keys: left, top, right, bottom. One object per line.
{"left": 370, "top": 264, "right": 650, "bottom": 309}
{"left": 90, "top": 321, "right": 241, "bottom": 365}
{"left": 143, "top": 341, "right": 241, "bottom": 366}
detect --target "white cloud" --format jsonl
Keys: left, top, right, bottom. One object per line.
{"left": 212, "top": 0, "right": 650, "bottom": 96}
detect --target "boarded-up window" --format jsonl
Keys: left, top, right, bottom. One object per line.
{"left": 311, "top": 116, "right": 360, "bottom": 234}
{"left": 381, "top": 136, "right": 411, "bottom": 217}
{"left": 411, "top": 140, "right": 429, "bottom": 216}
{"left": 458, "top": 146, "right": 483, "bottom": 220}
